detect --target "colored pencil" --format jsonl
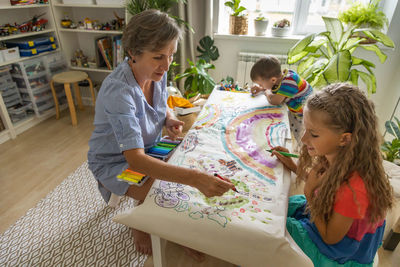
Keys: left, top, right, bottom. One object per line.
{"left": 267, "top": 149, "right": 299, "bottom": 158}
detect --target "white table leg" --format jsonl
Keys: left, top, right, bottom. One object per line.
{"left": 151, "top": 234, "right": 166, "bottom": 267}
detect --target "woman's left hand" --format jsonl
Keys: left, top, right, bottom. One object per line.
{"left": 165, "top": 117, "right": 184, "bottom": 140}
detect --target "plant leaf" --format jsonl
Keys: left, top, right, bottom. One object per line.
{"left": 357, "top": 70, "right": 376, "bottom": 94}
{"left": 322, "top": 17, "right": 343, "bottom": 46}
{"left": 288, "top": 33, "right": 315, "bottom": 63}
{"left": 323, "top": 50, "right": 351, "bottom": 83}
{"left": 359, "top": 44, "right": 387, "bottom": 63}
{"left": 354, "top": 28, "right": 395, "bottom": 48}
{"left": 350, "top": 69, "right": 359, "bottom": 85}
{"left": 297, "top": 57, "right": 315, "bottom": 75}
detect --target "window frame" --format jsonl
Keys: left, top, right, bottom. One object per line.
{"left": 213, "top": 0, "right": 393, "bottom": 36}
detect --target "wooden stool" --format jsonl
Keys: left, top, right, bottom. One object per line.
{"left": 49, "top": 71, "right": 96, "bottom": 126}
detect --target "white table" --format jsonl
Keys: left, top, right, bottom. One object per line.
{"left": 114, "top": 90, "right": 312, "bottom": 266}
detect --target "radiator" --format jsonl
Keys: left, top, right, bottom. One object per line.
{"left": 236, "top": 52, "right": 297, "bottom": 87}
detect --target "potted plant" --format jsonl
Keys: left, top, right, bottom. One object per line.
{"left": 126, "top": 0, "right": 193, "bottom": 32}
{"left": 271, "top": 18, "right": 290, "bottom": 37}
{"left": 339, "top": 0, "right": 388, "bottom": 29}
{"left": 224, "top": 0, "right": 248, "bottom": 35}
{"left": 338, "top": 0, "right": 388, "bottom": 43}
{"left": 382, "top": 117, "right": 400, "bottom": 164}
{"left": 254, "top": 14, "right": 269, "bottom": 36}
{"left": 287, "top": 16, "right": 395, "bottom": 94}
{"left": 175, "top": 36, "right": 219, "bottom": 98}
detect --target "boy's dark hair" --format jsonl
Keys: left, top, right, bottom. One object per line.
{"left": 250, "top": 56, "right": 282, "bottom": 81}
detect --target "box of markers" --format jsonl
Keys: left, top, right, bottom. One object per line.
{"left": 146, "top": 137, "right": 182, "bottom": 161}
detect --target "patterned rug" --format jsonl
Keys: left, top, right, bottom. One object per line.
{"left": 0, "top": 162, "right": 147, "bottom": 267}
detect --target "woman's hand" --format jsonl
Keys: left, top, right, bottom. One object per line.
{"left": 165, "top": 116, "right": 184, "bottom": 140}
{"left": 270, "top": 146, "right": 297, "bottom": 173}
{"left": 192, "top": 171, "right": 235, "bottom": 198}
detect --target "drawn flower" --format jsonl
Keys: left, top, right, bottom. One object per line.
{"left": 240, "top": 208, "right": 245, "bottom": 213}
{"left": 255, "top": 208, "right": 261, "bottom": 212}
{"left": 252, "top": 200, "right": 258, "bottom": 205}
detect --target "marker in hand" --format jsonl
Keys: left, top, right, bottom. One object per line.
{"left": 267, "top": 149, "right": 299, "bottom": 158}
{"left": 214, "top": 173, "right": 238, "bottom": 193}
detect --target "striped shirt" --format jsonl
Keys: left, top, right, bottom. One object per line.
{"left": 271, "top": 69, "right": 313, "bottom": 116}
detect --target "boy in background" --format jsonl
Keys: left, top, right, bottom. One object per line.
{"left": 250, "top": 56, "right": 313, "bottom": 146}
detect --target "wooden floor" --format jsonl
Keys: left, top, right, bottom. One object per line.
{"left": 0, "top": 107, "right": 398, "bottom": 266}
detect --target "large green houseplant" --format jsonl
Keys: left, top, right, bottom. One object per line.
{"left": 287, "top": 16, "right": 394, "bottom": 94}
{"left": 175, "top": 36, "right": 219, "bottom": 98}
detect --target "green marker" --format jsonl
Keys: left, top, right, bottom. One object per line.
{"left": 267, "top": 149, "right": 299, "bottom": 158}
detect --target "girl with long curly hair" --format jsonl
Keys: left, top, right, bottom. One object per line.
{"left": 272, "top": 83, "right": 394, "bottom": 266}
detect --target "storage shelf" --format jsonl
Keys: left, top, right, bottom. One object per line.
{"left": 0, "top": 29, "right": 55, "bottom": 42}
{"left": 59, "top": 29, "right": 123, "bottom": 34}
{"left": 0, "top": 4, "right": 49, "bottom": 9}
{"left": 53, "top": 4, "right": 124, "bottom": 8}
{"left": 0, "top": 49, "right": 61, "bottom": 67}
{"left": 70, "top": 66, "right": 112, "bottom": 73}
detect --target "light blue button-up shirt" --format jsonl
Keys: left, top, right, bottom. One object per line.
{"left": 88, "top": 59, "right": 168, "bottom": 202}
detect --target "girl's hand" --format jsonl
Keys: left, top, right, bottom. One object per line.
{"left": 193, "top": 171, "right": 235, "bottom": 197}
{"left": 165, "top": 117, "right": 184, "bottom": 140}
{"left": 251, "top": 85, "right": 266, "bottom": 96}
{"left": 270, "top": 146, "right": 297, "bottom": 173}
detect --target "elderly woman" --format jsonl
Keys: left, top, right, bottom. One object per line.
{"left": 87, "top": 9, "right": 234, "bottom": 256}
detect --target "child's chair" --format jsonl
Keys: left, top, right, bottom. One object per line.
{"left": 49, "top": 70, "right": 96, "bottom": 126}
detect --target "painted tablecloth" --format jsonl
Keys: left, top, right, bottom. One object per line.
{"left": 114, "top": 90, "right": 311, "bottom": 266}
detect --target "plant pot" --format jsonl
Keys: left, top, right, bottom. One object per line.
{"left": 254, "top": 19, "right": 269, "bottom": 36}
{"left": 229, "top": 15, "right": 248, "bottom": 35}
{"left": 271, "top": 26, "right": 291, "bottom": 37}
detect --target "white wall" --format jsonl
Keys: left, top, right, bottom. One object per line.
{"left": 210, "top": 3, "right": 400, "bottom": 134}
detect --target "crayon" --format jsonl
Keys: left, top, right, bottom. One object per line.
{"left": 214, "top": 173, "right": 239, "bottom": 193}
{"left": 157, "top": 142, "right": 177, "bottom": 148}
{"left": 120, "top": 172, "right": 143, "bottom": 181}
{"left": 148, "top": 146, "right": 171, "bottom": 155}
{"left": 125, "top": 169, "right": 146, "bottom": 177}
{"left": 118, "top": 175, "right": 141, "bottom": 184}
{"left": 160, "top": 138, "right": 181, "bottom": 145}
{"left": 153, "top": 145, "right": 174, "bottom": 151}
{"left": 267, "top": 149, "right": 299, "bottom": 158}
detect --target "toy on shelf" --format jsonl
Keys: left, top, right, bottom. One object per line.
{"left": 19, "top": 13, "right": 48, "bottom": 33}
{"left": 59, "top": 12, "right": 125, "bottom": 31}
{"left": 10, "top": 0, "right": 35, "bottom": 5}
{"left": 61, "top": 15, "right": 72, "bottom": 28}
{"left": 71, "top": 49, "right": 89, "bottom": 68}
{"left": 84, "top": 18, "right": 93, "bottom": 30}
{"left": 112, "top": 11, "right": 125, "bottom": 30}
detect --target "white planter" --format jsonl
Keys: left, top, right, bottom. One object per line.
{"left": 254, "top": 19, "right": 269, "bottom": 36}
{"left": 271, "top": 27, "right": 291, "bottom": 37}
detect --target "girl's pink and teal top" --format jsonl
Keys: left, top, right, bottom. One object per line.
{"left": 287, "top": 172, "right": 385, "bottom": 266}
{"left": 271, "top": 69, "right": 313, "bottom": 117}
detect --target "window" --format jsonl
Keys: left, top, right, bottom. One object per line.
{"left": 216, "top": 0, "right": 373, "bottom": 36}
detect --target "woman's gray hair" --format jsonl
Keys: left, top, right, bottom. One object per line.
{"left": 122, "top": 9, "right": 182, "bottom": 56}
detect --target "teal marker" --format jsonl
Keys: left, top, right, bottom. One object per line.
{"left": 267, "top": 149, "right": 299, "bottom": 158}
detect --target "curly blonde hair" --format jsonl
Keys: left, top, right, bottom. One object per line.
{"left": 296, "top": 83, "right": 393, "bottom": 224}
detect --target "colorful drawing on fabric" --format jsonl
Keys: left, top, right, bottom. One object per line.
{"left": 179, "top": 132, "right": 199, "bottom": 154}
{"left": 193, "top": 104, "right": 220, "bottom": 129}
{"left": 223, "top": 106, "right": 287, "bottom": 184}
{"left": 150, "top": 180, "right": 273, "bottom": 227}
